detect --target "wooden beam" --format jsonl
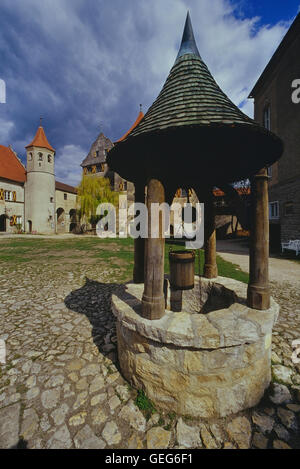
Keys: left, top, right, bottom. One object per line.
{"left": 141, "top": 178, "right": 165, "bottom": 319}
{"left": 133, "top": 183, "right": 145, "bottom": 284}
{"left": 204, "top": 191, "right": 218, "bottom": 279}
{"left": 247, "top": 167, "right": 270, "bottom": 310}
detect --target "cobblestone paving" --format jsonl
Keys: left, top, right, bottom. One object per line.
{"left": 0, "top": 259, "right": 299, "bottom": 449}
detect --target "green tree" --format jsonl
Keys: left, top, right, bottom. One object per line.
{"left": 77, "top": 175, "right": 118, "bottom": 226}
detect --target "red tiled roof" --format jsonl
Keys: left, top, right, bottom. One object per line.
{"left": 26, "top": 126, "right": 55, "bottom": 152}
{"left": 0, "top": 145, "right": 26, "bottom": 183}
{"left": 55, "top": 181, "right": 77, "bottom": 194}
{"left": 213, "top": 187, "right": 251, "bottom": 197}
{"left": 117, "top": 111, "right": 144, "bottom": 142}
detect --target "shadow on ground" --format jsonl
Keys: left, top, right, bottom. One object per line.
{"left": 64, "top": 277, "right": 126, "bottom": 366}
{"left": 10, "top": 438, "right": 28, "bottom": 449}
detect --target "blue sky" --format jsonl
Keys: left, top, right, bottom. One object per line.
{"left": 0, "top": 0, "right": 299, "bottom": 185}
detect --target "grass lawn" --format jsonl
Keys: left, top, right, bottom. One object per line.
{"left": 0, "top": 236, "right": 249, "bottom": 283}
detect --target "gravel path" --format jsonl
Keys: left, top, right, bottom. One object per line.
{"left": 0, "top": 251, "right": 300, "bottom": 449}
{"left": 217, "top": 240, "right": 300, "bottom": 287}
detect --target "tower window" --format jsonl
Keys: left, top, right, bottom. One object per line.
{"left": 269, "top": 201, "right": 279, "bottom": 219}
{"left": 38, "top": 152, "right": 43, "bottom": 161}
{"left": 48, "top": 155, "right": 52, "bottom": 163}
{"left": 284, "top": 202, "right": 293, "bottom": 215}
{"left": 29, "top": 152, "right": 33, "bottom": 161}
{"left": 50, "top": 197, "right": 54, "bottom": 203}
{"left": 64, "top": 193, "right": 67, "bottom": 200}
{"left": 263, "top": 105, "right": 271, "bottom": 130}
{"left": 267, "top": 166, "right": 272, "bottom": 178}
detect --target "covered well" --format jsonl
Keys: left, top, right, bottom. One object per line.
{"left": 109, "top": 12, "right": 283, "bottom": 417}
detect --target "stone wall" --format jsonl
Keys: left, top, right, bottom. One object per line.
{"left": 253, "top": 26, "right": 300, "bottom": 244}
{"left": 112, "top": 277, "right": 279, "bottom": 418}
{"left": 270, "top": 178, "right": 300, "bottom": 242}
{"left": 55, "top": 190, "right": 77, "bottom": 233}
{"left": 0, "top": 179, "right": 25, "bottom": 232}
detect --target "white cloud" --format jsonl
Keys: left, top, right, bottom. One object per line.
{"left": 0, "top": 118, "right": 15, "bottom": 143}
{"left": 55, "top": 144, "right": 87, "bottom": 186}
{"left": 0, "top": 0, "right": 293, "bottom": 179}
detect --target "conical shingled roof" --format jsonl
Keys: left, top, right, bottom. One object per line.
{"left": 26, "top": 126, "right": 55, "bottom": 152}
{"left": 108, "top": 13, "right": 283, "bottom": 187}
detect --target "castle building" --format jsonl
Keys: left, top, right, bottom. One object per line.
{"left": 249, "top": 13, "right": 300, "bottom": 249}
{"left": 0, "top": 124, "right": 77, "bottom": 234}
{"left": 80, "top": 109, "right": 144, "bottom": 205}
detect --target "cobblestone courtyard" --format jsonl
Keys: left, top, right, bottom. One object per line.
{"left": 0, "top": 237, "right": 299, "bottom": 449}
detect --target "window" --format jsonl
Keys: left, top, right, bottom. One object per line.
{"left": 48, "top": 155, "right": 52, "bottom": 163}
{"left": 269, "top": 201, "right": 279, "bottom": 219}
{"left": 38, "top": 152, "right": 43, "bottom": 161}
{"left": 285, "top": 202, "right": 293, "bottom": 215}
{"left": 4, "top": 191, "right": 12, "bottom": 201}
{"left": 28, "top": 152, "right": 33, "bottom": 161}
{"left": 64, "top": 193, "right": 67, "bottom": 200}
{"left": 267, "top": 165, "right": 272, "bottom": 178}
{"left": 263, "top": 105, "right": 271, "bottom": 130}
{"left": 16, "top": 216, "right": 22, "bottom": 225}
{"left": 50, "top": 197, "right": 54, "bottom": 203}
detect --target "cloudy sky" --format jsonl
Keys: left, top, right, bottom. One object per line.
{"left": 0, "top": 0, "right": 299, "bottom": 186}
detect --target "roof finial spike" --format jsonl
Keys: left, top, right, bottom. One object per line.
{"left": 139, "top": 103, "right": 143, "bottom": 112}
{"left": 39, "top": 116, "right": 43, "bottom": 127}
{"left": 175, "top": 11, "right": 201, "bottom": 63}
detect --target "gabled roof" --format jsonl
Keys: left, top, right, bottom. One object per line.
{"left": 214, "top": 187, "right": 250, "bottom": 197}
{"left": 55, "top": 181, "right": 77, "bottom": 194}
{"left": 117, "top": 110, "right": 144, "bottom": 142}
{"left": 0, "top": 145, "right": 26, "bottom": 184}
{"left": 81, "top": 133, "right": 113, "bottom": 168}
{"left": 249, "top": 13, "right": 300, "bottom": 98}
{"left": 26, "top": 126, "right": 55, "bottom": 152}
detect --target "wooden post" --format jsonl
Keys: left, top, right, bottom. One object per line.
{"left": 141, "top": 178, "right": 165, "bottom": 320}
{"left": 133, "top": 184, "right": 145, "bottom": 284}
{"left": 204, "top": 191, "right": 218, "bottom": 278}
{"left": 247, "top": 167, "right": 270, "bottom": 310}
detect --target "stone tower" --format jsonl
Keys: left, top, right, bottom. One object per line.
{"left": 25, "top": 123, "right": 56, "bottom": 234}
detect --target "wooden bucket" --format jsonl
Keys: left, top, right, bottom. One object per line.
{"left": 169, "top": 250, "right": 195, "bottom": 291}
